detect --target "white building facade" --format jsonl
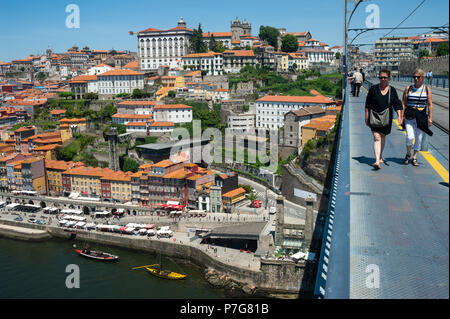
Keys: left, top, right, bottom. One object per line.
{"left": 255, "top": 95, "right": 335, "bottom": 130}
{"left": 97, "top": 69, "right": 144, "bottom": 98}
{"left": 138, "top": 18, "right": 193, "bottom": 71}
{"left": 153, "top": 104, "right": 193, "bottom": 124}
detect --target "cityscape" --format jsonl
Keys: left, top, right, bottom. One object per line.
{"left": 0, "top": 0, "right": 448, "bottom": 305}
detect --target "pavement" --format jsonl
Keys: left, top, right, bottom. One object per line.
{"left": 318, "top": 84, "right": 449, "bottom": 299}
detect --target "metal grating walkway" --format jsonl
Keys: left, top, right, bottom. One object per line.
{"left": 315, "top": 84, "right": 449, "bottom": 299}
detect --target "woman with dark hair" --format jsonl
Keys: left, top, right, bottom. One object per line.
{"left": 365, "top": 69, "right": 403, "bottom": 170}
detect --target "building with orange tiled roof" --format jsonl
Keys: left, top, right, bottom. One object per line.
{"left": 112, "top": 114, "right": 153, "bottom": 125}
{"left": 301, "top": 117, "right": 336, "bottom": 147}
{"left": 61, "top": 166, "right": 115, "bottom": 196}
{"left": 182, "top": 51, "right": 224, "bottom": 76}
{"left": 45, "top": 160, "right": 83, "bottom": 194}
{"left": 97, "top": 69, "right": 144, "bottom": 99}
{"left": 138, "top": 18, "right": 193, "bottom": 72}
{"left": 100, "top": 170, "right": 132, "bottom": 201}
{"left": 152, "top": 104, "right": 192, "bottom": 124}
{"left": 117, "top": 100, "right": 156, "bottom": 115}
{"left": 256, "top": 94, "right": 335, "bottom": 130}
{"left": 222, "top": 50, "right": 257, "bottom": 73}
{"left": 148, "top": 121, "right": 174, "bottom": 133}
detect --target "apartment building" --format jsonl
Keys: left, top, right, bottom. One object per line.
{"left": 373, "top": 36, "right": 415, "bottom": 76}
{"left": 46, "top": 160, "right": 83, "bottom": 194}
{"left": 97, "top": 69, "right": 145, "bottom": 99}
{"left": 182, "top": 51, "right": 224, "bottom": 75}
{"left": 152, "top": 104, "right": 192, "bottom": 124}
{"left": 256, "top": 94, "right": 335, "bottom": 130}
{"left": 222, "top": 50, "right": 257, "bottom": 73}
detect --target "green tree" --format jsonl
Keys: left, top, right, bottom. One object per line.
{"left": 168, "top": 90, "right": 176, "bottom": 98}
{"left": 83, "top": 92, "right": 98, "bottom": 100}
{"left": 122, "top": 157, "right": 140, "bottom": 173}
{"left": 209, "top": 34, "right": 218, "bottom": 52}
{"left": 247, "top": 191, "right": 257, "bottom": 201}
{"left": 419, "top": 49, "right": 431, "bottom": 60}
{"left": 58, "top": 92, "right": 75, "bottom": 99}
{"left": 36, "top": 72, "right": 46, "bottom": 82}
{"left": 335, "top": 52, "right": 341, "bottom": 59}
{"left": 214, "top": 41, "right": 226, "bottom": 53}
{"left": 281, "top": 34, "right": 298, "bottom": 52}
{"left": 259, "top": 26, "right": 280, "bottom": 49}
{"left": 190, "top": 24, "right": 208, "bottom": 53}
{"left": 239, "top": 184, "right": 253, "bottom": 194}
{"left": 436, "top": 42, "right": 449, "bottom": 57}
{"left": 99, "top": 103, "right": 117, "bottom": 122}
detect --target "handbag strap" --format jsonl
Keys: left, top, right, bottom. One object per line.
{"left": 388, "top": 87, "right": 391, "bottom": 108}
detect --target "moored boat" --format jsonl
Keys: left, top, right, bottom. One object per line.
{"left": 132, "top": 263, "right": 186, "bottom": 280}
{"left": 74, "top": 248, "right": 119, "bottom": 261}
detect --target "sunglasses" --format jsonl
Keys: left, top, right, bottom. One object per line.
{"left": 378, "top": 76, "right": 389, "bottom": 79}
{"left": 413, "top": 76, "right": 422, "bottom": 79}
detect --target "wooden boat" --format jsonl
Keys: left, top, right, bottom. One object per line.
{"left": 74, "top": 248, "right": 119, "bottom": 261}
{"left": 132, "top": 263, "right": 186, "bottom": 280}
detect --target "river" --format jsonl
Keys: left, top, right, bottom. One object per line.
{"left": 0, "top": 237, "right": 227, "bottom": 299}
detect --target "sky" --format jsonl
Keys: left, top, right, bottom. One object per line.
{"left": 0, "top": 0, "right": 448, "bottom": 62}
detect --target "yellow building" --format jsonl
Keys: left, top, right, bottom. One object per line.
{"left": 156, "top": 87, "right": 173, "bottom": 101}
{"left": 222, "top": 187, "right": 246, "bottom": 205}
{"left": 60, "top": 124, "right": 73, "bottom": 142}
{"left": 59, "top": 118, "right": 87, "bottom": 134}
{"left": 46, "top": 160, "right": 83, "bottom": 194}
{"left": 161, "top": 76, "right": 184, "bottom": 89}
{"left": 62, "top": 166, "right": 114, "bottom": 197}
{"left": 100, "top": 171, "right": 133, "bottom": 202}
{"left": 275, "top": 52, "right": 289, "bottom": 72}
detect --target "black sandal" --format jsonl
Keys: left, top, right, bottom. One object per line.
{"left": 412, "top": 158, "right": 419, "bottom": 167}
{"left": 404, "top": 153, "right": 411, "bottom": 165}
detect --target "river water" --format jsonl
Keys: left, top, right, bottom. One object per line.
{"left": 0, "top": 237, "right": 226, "bottom": 299}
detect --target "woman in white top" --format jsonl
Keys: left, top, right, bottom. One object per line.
{"left": 401, "top": 69, "right": 433, "bottom": 166}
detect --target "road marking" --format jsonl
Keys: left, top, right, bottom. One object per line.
{"left": 393, "top": 119, "right": 449, "bottom": 183}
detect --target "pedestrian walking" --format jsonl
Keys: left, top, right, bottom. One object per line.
{"left": 426, "top": 70, "right": 433, "bottom": 85}
{"left": 401, "top": 69, "right": 433, "bottom": 167}
{"left": 365, "top": 69, "right": 403, "bottom": 170}
{"left": 351, "top": 68, "right": 364, "bottom": 97}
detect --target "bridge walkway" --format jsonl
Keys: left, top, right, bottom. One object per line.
{"left": 315, "top": 83, "right": 449, "bottom": 299}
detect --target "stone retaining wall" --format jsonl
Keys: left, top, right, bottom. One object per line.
{"left": 0, "top": 220, "right": 307, "bottom": 296}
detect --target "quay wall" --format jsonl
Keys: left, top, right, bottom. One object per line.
{"left": 0, "top": 220, "right": 307, "bottom": 296}
{"left": 0, "top": 223, "right": 51, "bottom": 241}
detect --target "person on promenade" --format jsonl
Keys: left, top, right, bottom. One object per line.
{"left": 401, "top": 69, "right": 433, "bottom": 166}
{"left": 351, "top": 68, "right": 364, "bottom": 97}
{"left": 365, "top": 69, "right": 403, "bottom": 170}
{"left": 426, "top": 70, "right": 433, "bottom": 85}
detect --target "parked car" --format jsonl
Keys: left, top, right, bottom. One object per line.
{"left": 250, "top": 200, "right": 262, "bottom": 208}
{"left": 14, "top": 216, "right": 23, "bottom": 222}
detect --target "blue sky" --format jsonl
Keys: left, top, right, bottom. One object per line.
{"left": 0, "top": 0, "right": 448, "bottom": 62}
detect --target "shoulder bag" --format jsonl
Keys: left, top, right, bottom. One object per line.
{"left": 369, "top": 87, "right": 391, "bottom": 128}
